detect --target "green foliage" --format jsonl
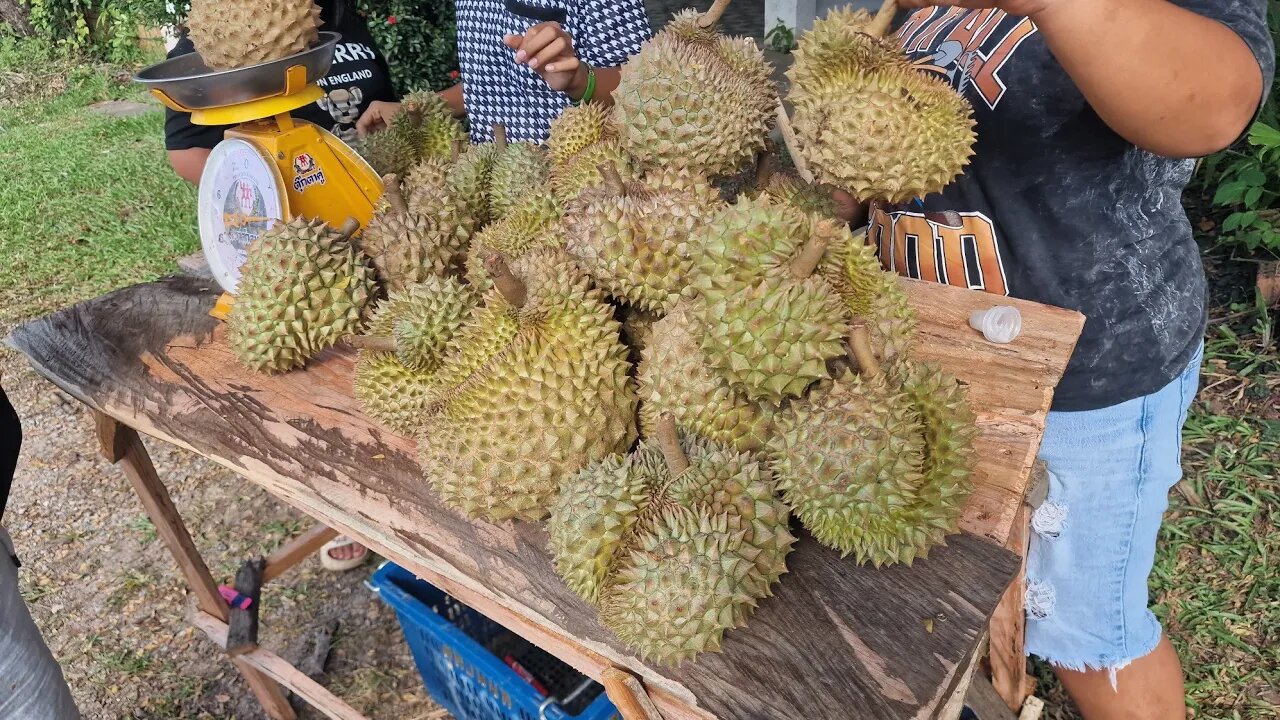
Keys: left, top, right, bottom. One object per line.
{"left": 20, "top": 0, "right": 182, "bottom": 62}
{"left": 764, "top": 20, "right": 797, "bottom": 54}
{"left": 356, "top": 0, "right": 458, "bottom": 94}
{"left": 1200, "top": 2, "right": 1280, "bottom": 258}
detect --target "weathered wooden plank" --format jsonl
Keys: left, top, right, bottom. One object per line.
{"left": 263, "top": 524, "right": 339, "bottom": 583}
{"left": 7, "top": 277, "right": 1042, "bottom": 719}
{"left": 900, "top": 279, "right": 1083, "bottom": 544}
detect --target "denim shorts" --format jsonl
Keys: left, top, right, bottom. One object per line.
{"left": 1025, "top": 344, "right": 1202, "bottom": 674}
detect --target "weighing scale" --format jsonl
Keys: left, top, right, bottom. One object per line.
{"left": 135, "top": 32, "right": 384, "bottom": 301}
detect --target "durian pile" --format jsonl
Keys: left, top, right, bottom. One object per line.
{"left": 222, "top": 0, "right": 982, "bottom": 666}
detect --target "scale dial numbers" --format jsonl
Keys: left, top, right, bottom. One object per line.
{"left": 198, "top": 138, "right": 289, "bottom": 293}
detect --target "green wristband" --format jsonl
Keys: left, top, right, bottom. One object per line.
{"left": 572, "top": 65, "right": 597, "bottom": 106}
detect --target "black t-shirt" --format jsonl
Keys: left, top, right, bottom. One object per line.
{"left": 870, "top": 3, "right": 1275, "bottom": 411}
{"left": 165, "top": 1, "right": 398, "bottom": 148}
{"left": 0, "top": 386, "right": 20, "bottom": 526}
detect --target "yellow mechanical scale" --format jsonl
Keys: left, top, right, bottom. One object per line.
{"left": 135, "top": 32, "right": 383, "bottom": 314}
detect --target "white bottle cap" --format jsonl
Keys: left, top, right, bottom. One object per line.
{"left": 969, "top": 305, "right": 1022, "bottom": 344}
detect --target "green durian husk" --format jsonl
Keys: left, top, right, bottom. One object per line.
{"left": 821, "top": 228, "right": 917, "bottom": 365}
{"left": 489, "top": 141, "right": 551, "bottom": 220}
{"left": 399, "top": 90, "right": 466, "bottom": 161}
{"left": 464, "top": 189, "right": 565, "bottom": 291}
{"left": 787, "top": 16, "right": 976, "bottom": 204}
{"left": 420, "top": 252, "right": 637, "bottom": 522}
{"left": 614, "top": 12, "right": 777, "bottom": 178}
{"left": 355, "top": 129, "right": 418, "bottom": 176}
{"left": 637, "top": 302, "right": 777, "bottom": 456}
{"left": 564, "top": 169, "right": 723, "bottom": 314}
{"left": 550, "top": 429, "right": 793, "bottom": 665}
{"left": 359, "top": 184, "right": 464, "bottom": 292}
{"left": 353, "top": 277, "right": 477, "bottom": 433}
{"left": 227, "top": 217, "right": 376, "bottom": 374}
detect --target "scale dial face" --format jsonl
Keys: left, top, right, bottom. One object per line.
{"left": 198, "top": 138, "right": 288, "bottom": 293}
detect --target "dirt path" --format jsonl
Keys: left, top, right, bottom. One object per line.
{"left": 2, "top": 358, "right": 442, "bottom": 720}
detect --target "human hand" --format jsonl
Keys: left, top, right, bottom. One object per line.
{"left": 355, "top": 100, "right": 401, "bottom": 137}
{"left": 895, "top": 0, "right": 1060, "bottom": 17}
{"left": 504, "top": 22, "right": 590, "bottom": 99}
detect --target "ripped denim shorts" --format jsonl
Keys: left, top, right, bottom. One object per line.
{"left": 1026, "top": 343, "right": 1202, "bottom": 676}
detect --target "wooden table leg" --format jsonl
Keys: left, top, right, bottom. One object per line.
{"left": 989, "top": 504, "right": 1032, "bottom": 712}
{"left": 95, "top": 412, "right": 297, "bottom": 720}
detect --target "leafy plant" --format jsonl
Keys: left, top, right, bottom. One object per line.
{"left": 356, "top": 0, "right": 458, "bottom": 94}
{"left": 1209, "top": 123, "right": 1280, "bottom": 257}
{"left": 19, "top": 0, "right": 182, "bottom": 62}
{"left": 764, "top": 19, "right": 796, "bottom": 53}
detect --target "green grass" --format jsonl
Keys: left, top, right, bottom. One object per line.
{"left": 0, "top": 42, "right": 198, "bottom": 332}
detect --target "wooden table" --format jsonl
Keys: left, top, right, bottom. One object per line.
{"left": 7, "top": 274, "right": 1082, "bottom": 720}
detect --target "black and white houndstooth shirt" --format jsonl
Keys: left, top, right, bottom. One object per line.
{"left": 456, "top": 0, "right": 652, "bottom": 143}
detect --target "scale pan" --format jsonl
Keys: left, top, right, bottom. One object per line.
{"left": 134, "top": 31, "right": 340, "bottom": 110}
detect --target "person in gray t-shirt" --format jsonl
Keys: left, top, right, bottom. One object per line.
{"left": 873, "top": 0, "right": 1273, "bottom": 718}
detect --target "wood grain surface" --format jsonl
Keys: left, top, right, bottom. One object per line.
{"left": 8, "top": 275, "right": 1081, "bottom": 719}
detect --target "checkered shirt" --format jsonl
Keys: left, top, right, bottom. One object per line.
{"left": 456, "top": 0, "right": 652, "bottom": 143}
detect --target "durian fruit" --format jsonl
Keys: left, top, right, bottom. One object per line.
{"left": 354, "top": 127, "right": 419, "bottom": 177}
{"left": 548, "top": 417, "right": 793, "bottom": 664}
{"left": 689, "top": 196, "right": 851, "bottom": 404}
{"left": 786, "top": 0, "right": 977, "bottom": 203}
{"left": 821, "top": 228, "right": 917, "bottom": 365}
{"left": 638, "top": 303, "right": 776, "bottom": 455}
{"left": 753, "top": 155, "right": 844, "bottom": 221}
{"left": 187, "top": 0, "right": 321, "bottom": 71}
{"left": 614, "top": 0, "right": 777, "bottom": 179}
{"left": 358, "top": 175, "right": 465, "bottom": 292}
{"left": 464, "top": 189, "right": 564, "bottom": 291}
{"left": 228, "top": 217, "right": 376, "bottom": 373}
{"left": 488, "top": 125, "right": 552, "bottom": 221}
{"left": 400, "top": 91, "right": 466, "bottom": 162}
{"left": 564, "top": 165, "right": 723, "bottom": 314}
{"left": 768, "top": 323, "right": 976, "bottom": 566}
{"left": 547, "top": 103, "right": 633, "bottom": 203}
{"left": 419, "top": 253, "right": 637, "bottom": 522}
{"left": 351, "top": 278, "right": 478, "bottom": 433}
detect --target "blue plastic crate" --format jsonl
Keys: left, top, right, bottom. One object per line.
{"left": 370, "top": 562, "right": 620, "bottom": 720}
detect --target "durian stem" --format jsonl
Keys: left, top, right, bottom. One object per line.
{"left": 754, "top": 150, "right": 776, "bottom": 191}
{"left": 493, "top": 124, "right": 507, "bottom": 151}
{"left": 698, "top": 0, "right": 733, "bottom": 28}
{"left": 655, "top": 414, "right": 690, "bottom": 477}
{"left": 774, "top": 102, "right": 815, "bottom": 184}
{"left": 347, "top": 335, "right": 398, "bottom": 353}
{"left": 598, "top": 162, "right": 625, "bottom": 196}
{"left": 484, "top": 255, "right": 527, "bottom": 308}
{"left": 866, "top": 0, "right": 900, "bottom": 39}
{"left": 381, "top": 175, "right": 409, "bottom": 216}
{"left": 789, "top": 234, "right": 829, "bottom": 280}
{"left": 848, "top": 322, "right": 883, "bottom": 378}
{"left": 335, "top": 217, "right": 361, "bottom": 241}
{"left": 451, "top": 137, "right": 464, "bottom": 163}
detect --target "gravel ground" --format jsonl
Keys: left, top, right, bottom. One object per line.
{"left": 2, "top": 358, "right": 439, "bottom": 720}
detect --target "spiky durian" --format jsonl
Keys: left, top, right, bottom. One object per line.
{"left": 548, "top": 103, "right": 632, "bottom": 202}
{"left": 464, "top": 189, "right": 564, "bottom": 291}
{"left": 354, "top": 128, "right": 419, "bottom": 177}
{"left": 358, "top": 176, "right": 463, "bottom": 292}
{"left": 419, "top": 253, "right": 637, "bottom": 522}
{"left": 787, "top": 4, "right": 976, "bottom": 203}
{"left": 768, "top": 324, "right": 976, "bottom": 565}
{"left": 759, "top": 171, "right": 843, "bottom": 221}
{"left": 688, "top": 196, "right": 851, "bottom": 404}
{"left": 821, "top": 228, "right": 917, "bottom": 364}
{"left": 228, "top": 217, "right": 375, "bottom": 373}
{"left": 399, "top": 91, "right": 466, "bottom": 162}
{"left": 637, "top": 303, "right": 776, "bottom": 456}
{"left": 549, "top": 420, "right": 793, "bottom": 664}
{"left": 187, "top": 0, "right": 320, "bottom": 70}
{"left": 487, "top": 125, "right": 551, "bottom": 220}
{"left": 564, "top": 166, "right": 723, "bottom": 313}
{"left": 614, "top": 1, "right": 777, "bottom": 178}
{"left": 352, "top": 277, "right": 478, "bottom": 433}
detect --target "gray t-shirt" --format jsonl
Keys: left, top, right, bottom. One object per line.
{"left": 868, "top": 3, "right": 1274, "bottom": 411}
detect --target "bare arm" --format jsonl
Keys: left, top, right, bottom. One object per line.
{"left": 439, "top": 82, "right": 466, "bottom": 117}
{"left": 900, "top": 0, "right": 1266, "bottom": 157}
{"left": 167, "top": 148, "right": 211, "bottom": 185}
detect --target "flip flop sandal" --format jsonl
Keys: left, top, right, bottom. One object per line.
{"left": 320, "top": 536, "right": 369, "bottom": 572}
